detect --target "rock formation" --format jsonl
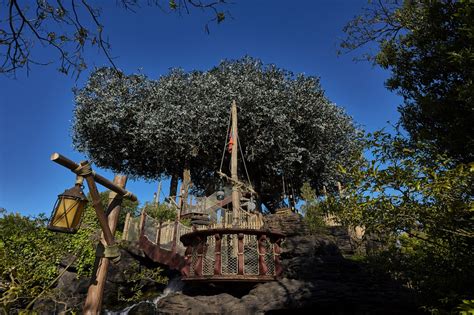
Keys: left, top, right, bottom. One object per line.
{"left": 34, "top": 213, "right": 420, "bottom": 314}
{"left": 152, "top": 213, "right": 419, "bottom": 314}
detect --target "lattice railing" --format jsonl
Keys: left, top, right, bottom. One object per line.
{"left": 244, "top": 234, "right": 259, "bottom": 275}
{"left": 122, "top": 215, "right": 141, "bottom": 242}
{"left": 221, "top": 234, "right": 238, "bottom": 275}
{"left": 263, "top": 237, "right": 275, "bottom": 276}
{"left": 202, "top": 237, "right": 216, "bottom": 276}
{"left": 143, "top": 215, "right": 158, "bottom": 243}
{"left": 158, "top": 220, "right": 174, "bottom": 251}
{"left": 182, "top": 230, "right": 282, "bottom": 279}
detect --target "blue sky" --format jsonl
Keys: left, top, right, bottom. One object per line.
{"left": 0, "top": 0, "right": 402, "bottom": 216}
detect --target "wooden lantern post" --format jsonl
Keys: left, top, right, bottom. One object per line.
{"left": 50, "top": 153, "right": 137, "bottom": 313}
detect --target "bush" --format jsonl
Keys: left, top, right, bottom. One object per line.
{"left": 142, "top": 202, "right": 176, "bottom": 222}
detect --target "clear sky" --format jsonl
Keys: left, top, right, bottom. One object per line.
{"left": 0, "top": 0, "right": 402, "bottom": 216}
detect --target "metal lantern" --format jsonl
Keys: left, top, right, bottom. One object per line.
{"left": 216, "top": 180, "right": 225, "bottom": 201}
{"left": 48, "top": 184, "right": 88, "bottom": 233}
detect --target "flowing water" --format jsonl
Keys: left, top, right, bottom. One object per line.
{"left": 105, "top": 277, "right": 184, "bottom": 315}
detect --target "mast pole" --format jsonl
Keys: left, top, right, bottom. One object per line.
{"left": 155, "top": 180, "right": 162, "bottom": 204}
{"left": 231, "top": 100, "right": 240, "bottom": 226}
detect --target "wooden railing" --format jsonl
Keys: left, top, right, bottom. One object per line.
{"left": 122, "top": 212, "right": 192, "bottom": 256}
{"left": 199, "top": 210, "right": 264, "bottom": 230}
{"left": 123, "top": 211, "right": 284, "bottom": 281}
{"left": 180, "top": 228, "right": 284, "bottom": 281}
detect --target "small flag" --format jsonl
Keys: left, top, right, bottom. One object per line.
{"left": 228, "top": 134, "right": 234, "bottom": 153}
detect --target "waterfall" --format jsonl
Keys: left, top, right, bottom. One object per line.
{"left": 153, "top": 276, "right": 184, "bottom": 304}
{"left": 105, "top": 277, "right": 184, "bottom": 315}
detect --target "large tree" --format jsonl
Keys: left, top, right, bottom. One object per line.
{"left": 340, "top": 0, "right": 474, "bottom": 163}
{"left": 73, "top": 58, "right": 362, "bottom": 211}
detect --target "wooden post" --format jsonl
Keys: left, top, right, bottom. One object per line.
{"left": 122, "top": 212, "right": 131, "bottom": 241}
{"left": 214, "top": 234, "right": 222, "bottom": 275}
{"left": 181, "top": 245, "right": 193, "bottom": 277}
{"left": 274, "top": 238, "right": 283, "bottom": 276}
{"left": 237, "top": 233, "right": 244, "bottom": 275}
{"left": 258, "top": 234, "right": 268, "bottom": 275}
{"left": 231, "top": 100, "right": 240, "bottom": 227}
{"left": 84, "top": 175, "right": 128, "bottom": 314}
{"left": 83, "top": 167, "right": 116, "bottom": 247}
{"left": 171, "top": 220, "right": 179, "bottom": 253}
{"left": 139, "top": 209, "right": 146, "bottom": 238}
{"left": 194, "top": 238, "right": 204, "bottom": 277}
{"left": 156, "top": 221, "right": 162, "bottom": 244}
{"left": 155, "top": 180, "right": 162, "bottom": 204}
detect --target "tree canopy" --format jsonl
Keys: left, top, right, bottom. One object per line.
{"left": 340, "top": 0, "right": 474, "bottom": 163}
{"left": 73, "top": 58, "right": 362, "bottom": 211}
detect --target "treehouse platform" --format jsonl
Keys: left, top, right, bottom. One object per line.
{"left": 122, "top": 101, "right": 286, "bottom": 282}
{"left": 122, "top": 200, "right": 285, "bottom": 282}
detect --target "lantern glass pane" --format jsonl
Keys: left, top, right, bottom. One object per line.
{"left": 51, "top": 197, "right": 80, "bottom": 229}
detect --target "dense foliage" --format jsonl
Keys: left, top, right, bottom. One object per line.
{"left": 73, "top": 57, "right": 362, "bottom": 211}
{"left": 0, "top": 191, "right": 140, "bottom": 312}
{"left": 321, "top": 130, "right": 473, "bottom": 310}
{"left": 142, "top": 202, "right": 177, "bottom": 222}
{"left": 300, "top": 182, "right": 327, "bottom": 234}
{"left": 341, "top": 0, "right": 474, "bottom": 163}
{"left": 0, "top": 209, "right": 97, "bottom": 312}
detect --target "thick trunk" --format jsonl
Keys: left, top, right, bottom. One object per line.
{"left": 180, "top": 165, "right": 191, "bottom": 211}
{"left": 169, "top": 174, "right": 179, "bottom": 198}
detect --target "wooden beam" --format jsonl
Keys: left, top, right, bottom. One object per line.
{"left": 214, "top": 234, "right": 222, "bottom": 276}
{"left": 83, "top": 167, "right": 115, "bottom": 247}
{"left": 50, "top": 153, "right": 137, "bottom": 201}
{"left": 237, "top": 233, "right": 244, "bottom": 275}
{"left": 258, "top": 234, "right": 268, "bottom": 276}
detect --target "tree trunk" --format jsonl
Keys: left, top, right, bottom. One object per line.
{"left": 169, "top": 174, "right": 178, "bottom": 198}
{"left": 180, "top": 166, "right": 191, "bottom": 210}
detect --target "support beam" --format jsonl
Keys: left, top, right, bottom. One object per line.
{"left": 83, "top": 167, "right": 115, "bottom": 247}
{"left": 50, "top": 153, "right": 137, "bottom": 201}
{"left": 258, "top": 235, "right": 268, "bottom": 275}
{"left": 84, "top": 175, "right": 127, "bottom": 314}
{"left": 237, "top": 233, "right": 244, "bottom": 275}
{"left": 214, "top": 234, "right": 222, "bottom": 275}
